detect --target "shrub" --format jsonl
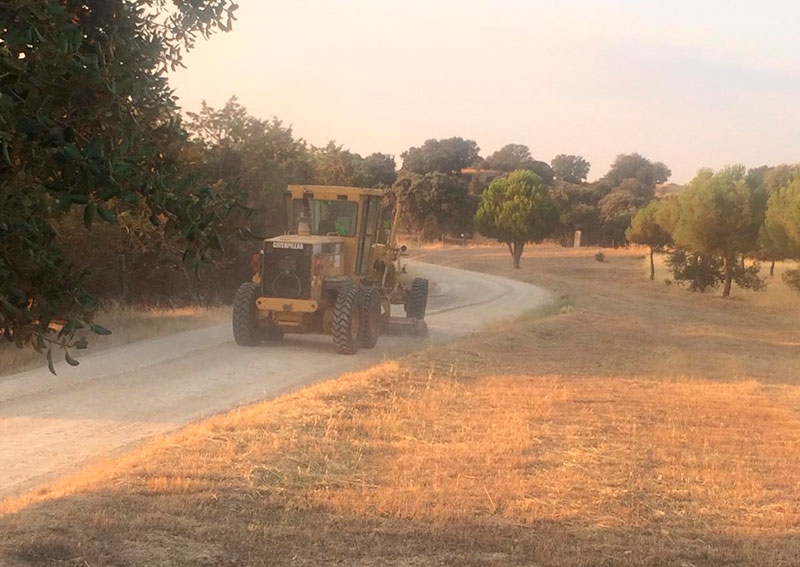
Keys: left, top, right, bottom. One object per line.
{"left": 666, "top": 250, "right": 766, "bottom": 293}
{"left": 665, "top": 250, "right": 723, "bottom": 292}
{"left": 782, "top": 269, "right": 800, "bottom": 292}
{"left": 594, "top": 252, "right": 605, "bottom": 262}
{"left": 734, "top": 261, "right": 767, "bottom": 292}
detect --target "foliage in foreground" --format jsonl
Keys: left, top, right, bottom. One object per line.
{"left": 0, "top": 0, "right": 239, "bottom": 369}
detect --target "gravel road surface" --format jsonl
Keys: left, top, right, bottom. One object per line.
{"left": 0, "top": 262, "right": 551, "bottom": 499}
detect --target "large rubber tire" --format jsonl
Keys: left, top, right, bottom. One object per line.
{"left": 405, "top": 277, "right": 429, "bottom": 320}
{"left": 357, "top": 287, "right": 381, "bottom": 349}
{"left": 232, "top": 282, "right": 260, "bottom": 346}
{"left": 332, "top": 288, "right": 360, "bottom": 355}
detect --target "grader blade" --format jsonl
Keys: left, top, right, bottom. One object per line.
{"left": 386, "top": 316, "right": 428, "bottom": 337}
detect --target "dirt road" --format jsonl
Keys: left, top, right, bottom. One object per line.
{"left": 0, "top": 262, "right": 550, "bottom": 499}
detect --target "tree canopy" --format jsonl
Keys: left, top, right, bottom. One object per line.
{"left": 603, "top": 153, "right": 671, "bottom": 188}
{"left": 0, "top": 0, "right": 238, "bottom": 368}
{"left": 551, "top": 154, "right": 590, "bottom": 184}
{"left": 475, "top": 170, "right": 557, "bottom": 268}
{"left": 664, "top": 166, "right": 761, "bottom": 297}
{"left": 360, "top": 153, "right": 398, "bottom": 188}
{"left": 400, "top": 137, "right": 480, "bottom": 175}
{"left": 394, "top": 172, "right": 476, "bottom": 240}
{"left": 186, "top": 97, "right": 315, "bottom": 237}
{"left": 626, "top": 200, "right": 672, "bottom": 279}
{"left": 761, "top": 179, "right": 800, "bottom": 260}
{"left": 484, "top": 144, "right": 554, "bottom": 183}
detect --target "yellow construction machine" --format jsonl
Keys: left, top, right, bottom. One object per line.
{"left": 232, "top": 185, "right": 429, "bottom": 353}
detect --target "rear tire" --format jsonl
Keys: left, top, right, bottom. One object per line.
{"left": 233, "top": 282, "right": 260, "bottom": 346}
{"left": 405, "top": 277, "right": 429, "bottom": 319}
{"left": 357, "top": 287, "right": 381, "bottom": 349}
{"left": 332, "top": 288, "right": 360, "bottom": 354}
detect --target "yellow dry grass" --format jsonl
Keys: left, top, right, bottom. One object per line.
{"left": 1, "top": 245, "right": 799, "bottom": 566}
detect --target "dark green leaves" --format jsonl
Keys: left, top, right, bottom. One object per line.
{"left": 1, "top": 141, "right": 11, "bottom": 167}
{"left": 0, "top": 0, "right": 238, "bottom": 373}
{"left": 83, "top": 203, "right": 97, "bottom": 230}
{"left": 475, "top": 170, "right": 558, "bottom": 260}
{"left": 65, "top": 351, "right": 80, "bottom": 367}
{"left": 90, "top": 323, "right": 112, "bottom": 336}
{"left": 46, "top": 348, "right": 55, "bottom": 375}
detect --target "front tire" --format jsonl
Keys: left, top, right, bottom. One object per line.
{"left": 405, "top": 277, "right": 429, "bottom": 319}
{"left": 332, "top": 288, "right": 360, "bottom": 354}
{"left": 233, "top": 282, "right": 260, "bottom": 346}
{"left": 357, "top": 287, "right": 381, "bottom": 349}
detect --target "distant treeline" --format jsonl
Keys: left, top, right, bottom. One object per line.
{"left": 59, "top": 96, "right": 800, "bottom": 305}
{"left": 627, "top": 165, "right": 800, "bottom": 297}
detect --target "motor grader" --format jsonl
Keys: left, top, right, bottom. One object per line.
{"left": 232, "top": 185, "right": 429, "bottom": 354}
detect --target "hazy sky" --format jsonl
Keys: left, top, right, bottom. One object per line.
{"left": 170, "top": 1, "right": 800, "bottom": 183}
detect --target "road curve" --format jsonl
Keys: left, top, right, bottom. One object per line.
{"left": 0, "top": 262, "right": 551, "bottom": 499}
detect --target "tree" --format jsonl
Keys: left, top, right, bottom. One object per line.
{"left": 400, "top": 137, "right": 480, "bottom": 175}
{"left": 598, "top": 187, "right": 638, "bottom": 247}
{"left": 592, "top": 154, "right": 669, "bottom": 248}
{"left": 484, "top": 144, "right": 554, "bottom": 183}
{"left": 187, "top": 97, "right": 315, "bottom": 237}
{"left": 551, "top": 154, "right": 591, "bottom": 184}
{"left": 667, "top": 166, "right": 763, "bottom": 297}
{"left": 312, "top": 142, "right": 365, "bottom": 187}
{"left": 549, "top": 182, "right": 605, "bottom": 246}
{"left": 747, "top": 164, "right": 799, "bottom": 274}
{"left": 603, "top": 153, "right": 671, "bottom": 187}
{"left": 761, "top": 179, "right": 800, "bottom": 261}
{"left": 360, "top": 153, "right": 397, "bottom": 188}
{"left": 626, "top": 200, "right": 672, "bottom": 279}
{"left": 484, "top": 144, "right": 532, "bottom": 171}
{"left": 475, "top": 170, "right": 558, "bottom": 268}
{"left": 393, "top": 173, "right": 477, "bottom": 240}
{"left": 0, "top": 0, "right": 238, "bottom": 367}
{"left": 310, "top": 144, "right": 396, "bottom": 189}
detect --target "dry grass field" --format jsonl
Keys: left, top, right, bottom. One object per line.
{"left": 1, "top": 245, "right": 799, "bottom": 566}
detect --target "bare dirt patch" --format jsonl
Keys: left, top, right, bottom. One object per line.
{"left": 1, "top": 246, "right": 799, "bottom": 567}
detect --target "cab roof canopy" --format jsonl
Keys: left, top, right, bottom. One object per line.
{"left": 287, "top": 185, "right": 386, "bottom": 200}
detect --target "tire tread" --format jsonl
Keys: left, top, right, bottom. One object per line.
{"left": 232, "top": 282, "right": 260, "bottom": 346}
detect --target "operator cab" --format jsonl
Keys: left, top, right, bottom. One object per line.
{"left": 283, "top": 185, "right": 387, "bottom": 276}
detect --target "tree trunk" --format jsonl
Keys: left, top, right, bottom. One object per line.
{"left": 512, "top": 241, "right": 525, "bottom": 269}
{"left": 649, "top": 247, "right": 655, "bottom": 280}
{"left": 722, "top": 255, "right": 733, "bottom": 298}
{"left": 770, "top": 260, "right": 775, "bottom": 277}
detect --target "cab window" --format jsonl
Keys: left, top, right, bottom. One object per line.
{"left": 292, "top": 199, "right": 358, "bottom": 236}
